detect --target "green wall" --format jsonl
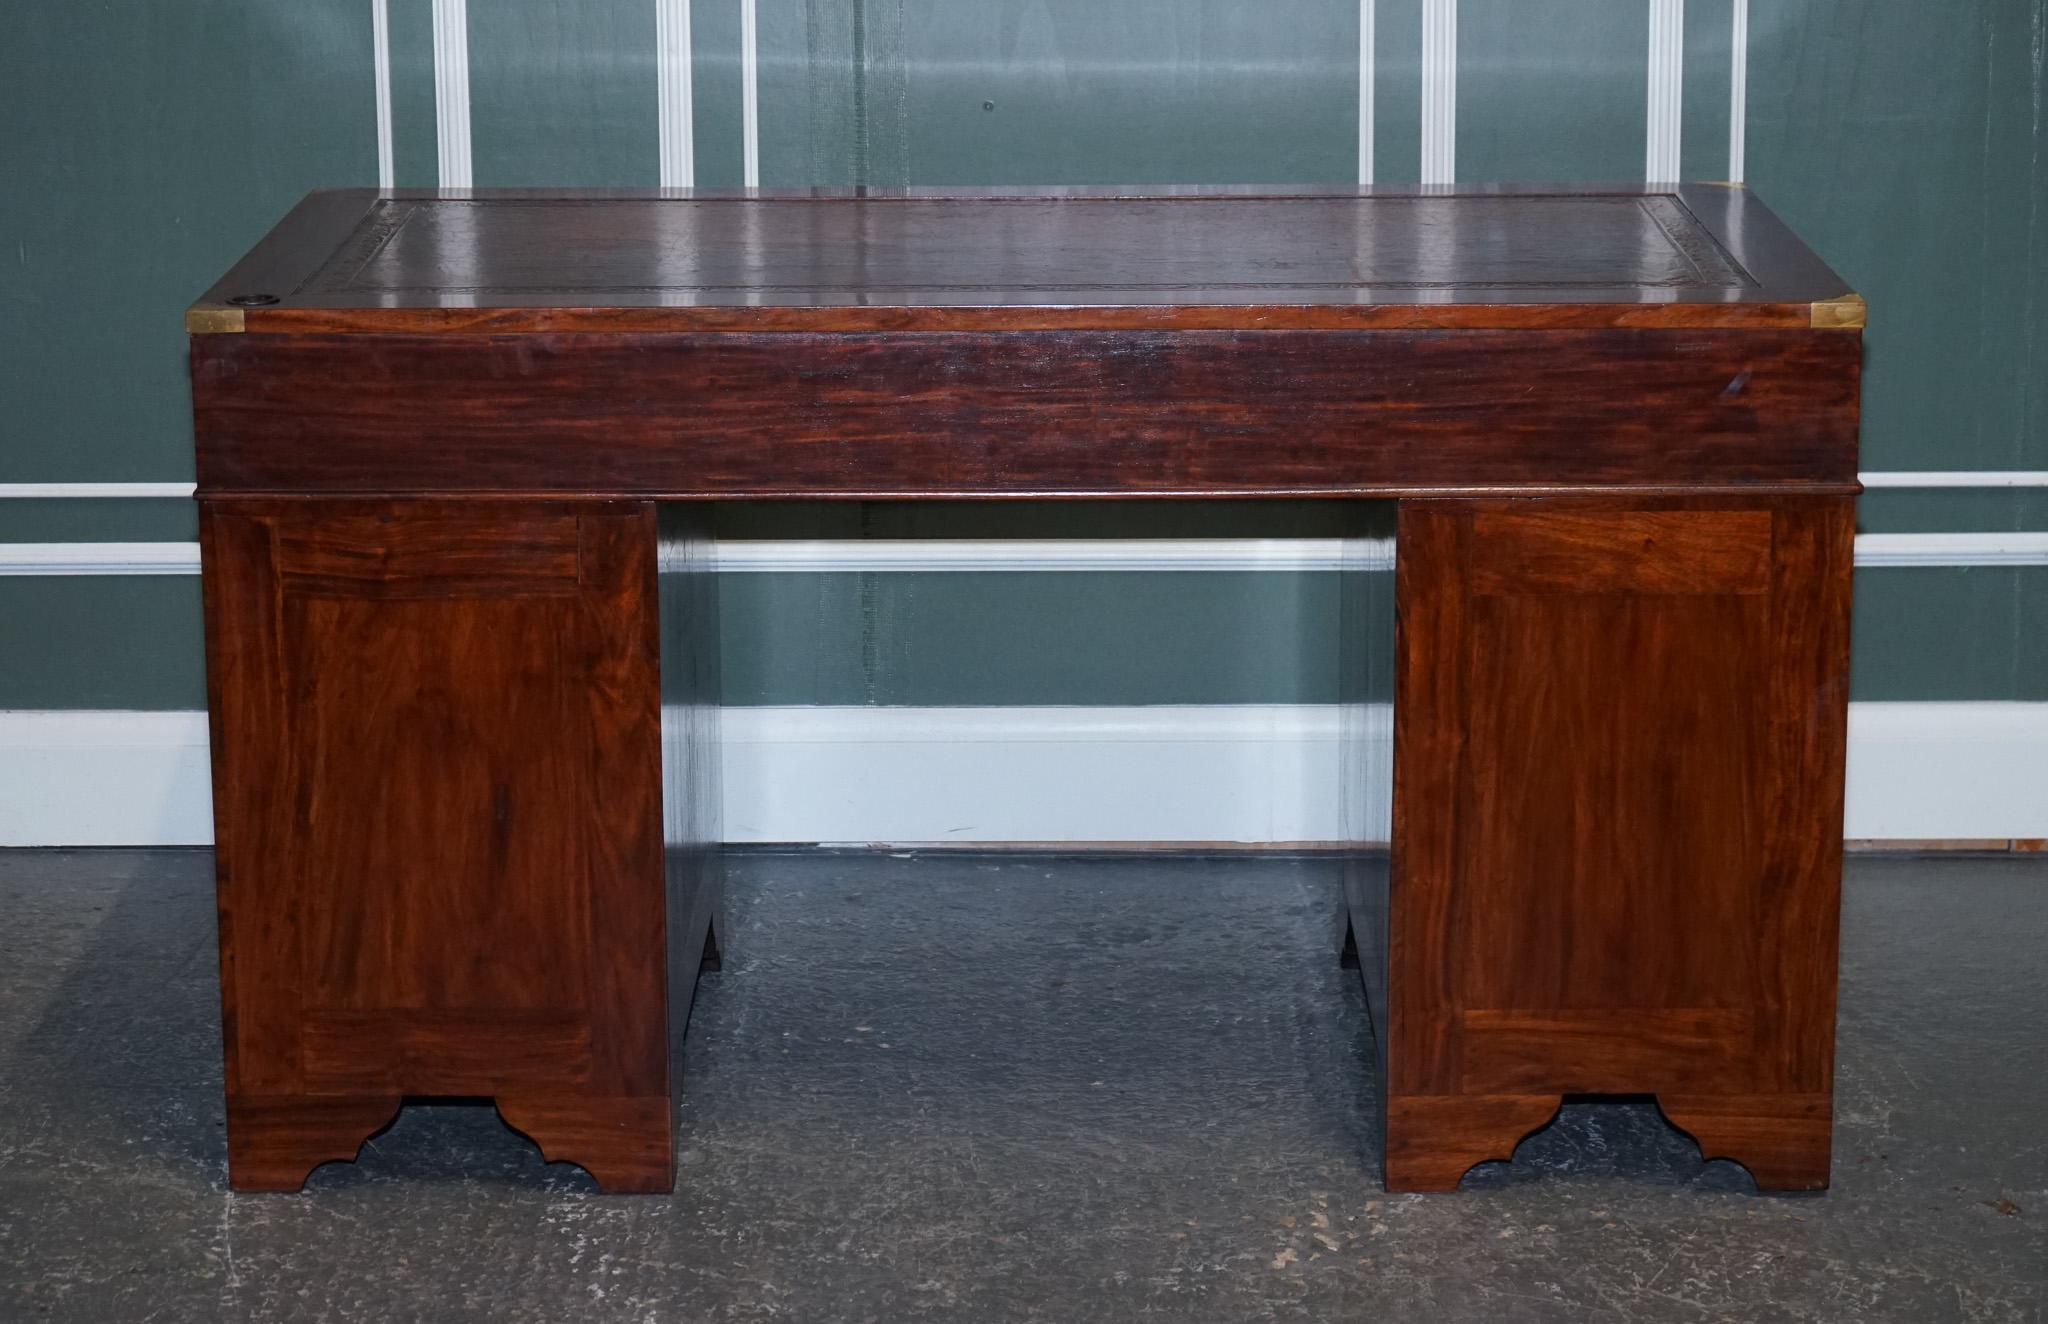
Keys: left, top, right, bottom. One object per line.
{"left": 2, "top": 0, "right": 2043, "bottom": 709}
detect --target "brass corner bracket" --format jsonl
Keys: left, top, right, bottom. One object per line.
{"left": 186, "top": 305, "right": 247, "bottom": 335}
{"left": 1810, "top": 293, "right": 1866, "bottom": 330}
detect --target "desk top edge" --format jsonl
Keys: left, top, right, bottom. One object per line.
{"left": 190, "top": 185, "right": 1862, "bottom": 335}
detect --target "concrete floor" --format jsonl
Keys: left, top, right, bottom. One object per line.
{"left": 0, "top": 849, "right": 2042, "bottom": 1323}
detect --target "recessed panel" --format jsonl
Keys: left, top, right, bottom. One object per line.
{"left": 303, "top": 194, "right": 1755, "bottom": 305}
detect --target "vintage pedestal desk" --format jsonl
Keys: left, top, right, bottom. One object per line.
{"left": 187, "top": 186, "right": 1863, "bottom": 1195}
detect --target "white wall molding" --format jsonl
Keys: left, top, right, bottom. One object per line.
{"left": 0, "top": 544, "right": 206, "bottom": 577}
{"left": 1420, "top": 0, "right": 1457, "bottom": 186}
{"left": 1728, "top": 0, "right": 1748, "bottom": 185}
{"left": 1858, "top": 471, "right": 2048, "bottom": 488}
{"left": 432, "top": 0, "right": 473, "bottom": 190}
{"left": 4, "top": 703, "right": 2041, "bottom": 848}
{"left": 1358, "top": 0, "right": 1376, "bottom": 186}
{"left": 1646, "top": 0, "right": 1685, "bottom": 184}
{"left": 1854, "top": 532, "right": 2048, "bottom": 568}
{"left": 9, "top": 533, "right": 2048, "bottom": 578}
{"left": 371, "top": 0, "right": 395, "bottom": 190}
{"left": 656, "top": 0, "right": 696, "bottom": 189}
{"left": 0, "top": 483, "right": 197, "bottom": 499}
{"left": 740, "top": 0, "right": 760, "bottom": 187}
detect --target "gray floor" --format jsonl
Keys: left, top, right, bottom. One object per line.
{"left": 0, "top": 850, "right": 2043, "bottom": 1324}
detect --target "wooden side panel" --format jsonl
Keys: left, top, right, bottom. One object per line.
{"left": 1455, "top": 586, "right": 1766, "bottom": 1025}
{"left": 1465, "top": 509, "right": 1773, "bottom": 595}
{"left": 1387, "top": 510, "right": 1468, "bottom": 1099}
{"left": 575, "top": 510, "right": 671, "bottom": 1102}
{"left": 191, "top": 329, "right": 1862, "bottom": 496}
{"left": 658, "top": 504, "right": 725, "bottom": 1062}
{"left": 1335, "top": 499, "right": 1397, "bottom": 1154}
{"left": 1755, "top": 502, "right": 1855, "bottom": 1096}
{"left": 203, "top": 511, "right": 302, "bottom": 1098}
{"left": 283, "top": 591, "right": 594, "bottom": 1015}
{"left": 299, "top": 1011, "right": 593, "bottom": 1095}
{"left": 1384, "top": 496, "right": 1851, "bottom": 1192}
{"left": 200, "top": 499, "right": 673, "bottom": 1193}
{"left": 271, "top": 508, "right": 583, "bottom": 596}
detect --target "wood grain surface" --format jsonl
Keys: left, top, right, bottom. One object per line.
{"left": 192, "top": 328, "right": 1859, "bottom": 496}
{"left": 200, "top": 499, "right": 710, "bottom": 1192}
{"left": 1376, "top": 495, "right": 1853, "bottom": 1192}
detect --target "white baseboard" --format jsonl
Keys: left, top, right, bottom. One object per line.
{"left": 0, "top": 711, "right": 215, "bottom": 848}
{"left": 719, "top": 705, "right": 1390, "bottom": 845}
{"left": 1, "top": 703, "right": 2043, "bottom": 848}
{"left": 1840, "top": 703, "right": 2048, "bottom": 841}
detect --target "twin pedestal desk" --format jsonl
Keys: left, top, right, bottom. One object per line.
{"left": 187, "top": 186, "right": 1863, "bottom": 1195}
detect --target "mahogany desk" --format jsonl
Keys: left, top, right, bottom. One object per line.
{"left": 187, "top": 186, "right": 1862, "bottom": 1195}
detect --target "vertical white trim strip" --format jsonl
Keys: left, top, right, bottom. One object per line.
{"left": 1358, "top": 0, "right": 1375, "bottom": 185}
{"left": 1420, "top": 0, "right": 1457, "bottom": 186}
{"left": 1646, "top": 0, "right": 1684, "bottom": 183}
{"left": 1729, "top": 0, "right": 1749, "bottom": 184}
{"left": 1646, "top": 1, "right": 1658, "bottom": 180}
{"left": 657, "top": 0, "right": 697, "bottom": 188}
{"left": 432, "top": 0, "right": 473, "bottom": 189}
{"left": 371, "top": 0, "right": 394, "bottom": 190}
{"left": 740, "top": 0, "right": 760, "bottom": 187}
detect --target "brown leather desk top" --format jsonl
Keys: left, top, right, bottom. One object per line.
{"left": 190, "top": 185, "right": 1859, "bottom": 336}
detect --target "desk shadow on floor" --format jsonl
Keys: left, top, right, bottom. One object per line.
{"left": 5, "top": 847, "right": 1795, "bottom": 1201}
